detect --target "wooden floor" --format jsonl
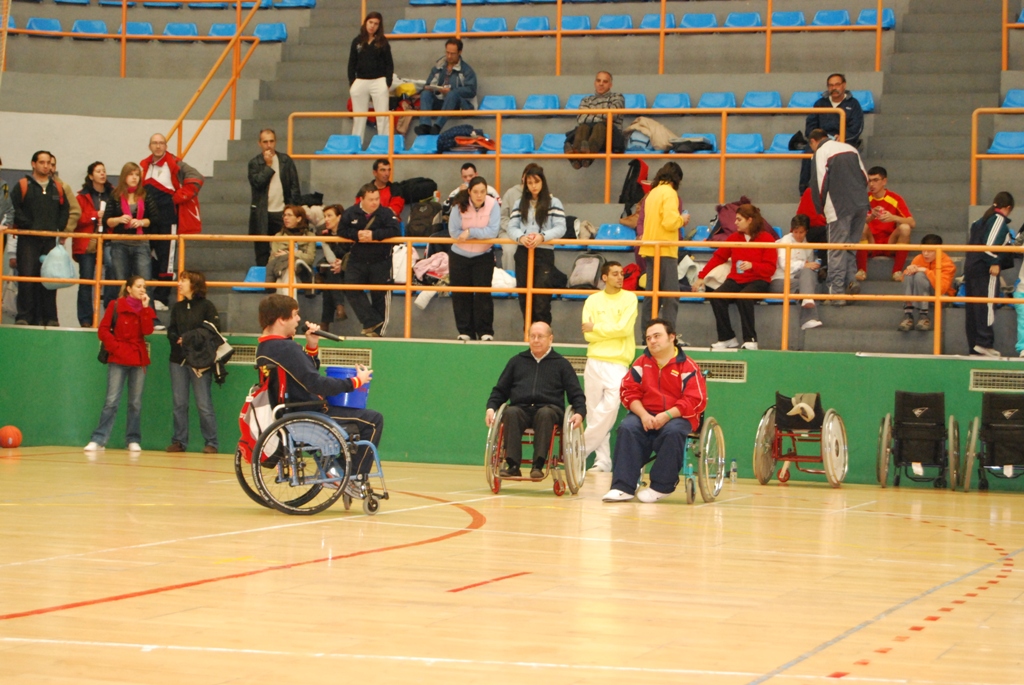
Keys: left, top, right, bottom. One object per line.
{"left": 1, "top": 446, "right": 1021, "bottom": 685}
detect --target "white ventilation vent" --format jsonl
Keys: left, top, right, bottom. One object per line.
{"left": 229, "top": 344, "right": 256, "bottom": 366}
{"left": 697, "top": 360, "right": 747, "bottom": 383}
{"left": 565, "top": 355, "right": 588, "bottom": 375}
{"left": 970, "top": 369, "right": 1024, "bottom": 392}
{"left": 227, "top": 345, "right": 371, "bottom": 368}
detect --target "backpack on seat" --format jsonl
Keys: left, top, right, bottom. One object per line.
{"left": 406, "top": 199, "right": 442, "bottom": 237}
{"left": 237, "top": 366, "right": 287, "bottom": 465}
{"left": 709, "top": 195, "right": 752, "bottom": 242}
{"left": 567, "top": 252, "right": 606, "bottom": 289}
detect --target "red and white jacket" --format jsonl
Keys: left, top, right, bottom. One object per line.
{"left": 620, "top": 347, "right": 707, "bottom": 424}
{"left": 699, "top": 229, "right": 778, "bottom": 285}
{"left": 140, "top": 152, "right": 204, "bottom": 234}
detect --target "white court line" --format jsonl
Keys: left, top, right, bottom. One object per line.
{"left": 830, "top": 500, "right": 878, "bottom": 513}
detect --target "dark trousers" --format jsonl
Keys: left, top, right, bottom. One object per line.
{"left": 75, "top": 252, "right": 96, "bottom": 326}
{"left": 641, "top": 256, "right": 680, "bottom": 334}
{"left": 709, "top": 278, "right": 770, "bottom": 343}
{"left": 965, "top": 267, "right": 997, "bottom": 351}
{"left": 320, "top": 269, "right": 347, "bottom": 323}
{"left": 149, "top": 225, "right": 177, "bottom": 306}
{"left": 610, "top": 413, "right": 692, "bottom": 495}
{"left": 514, "top": 247, "right": 554, "bottom": 325}
{"left": 502, "top": 404, "right": 564, "bottom": 469}
{"left": 345, "top": 259, "right": 392, "bottom": 333}
{"left": 15, "top": 234, "right": 58, "bottom": 325}
{"left": 449, "top": 251, "right": 494, "bottom": 338}
{"left": 252, "top": 211, "right": 283, "bottom": 267}
{"left": 328, "top": 406, "right": 384, "bottom": 475}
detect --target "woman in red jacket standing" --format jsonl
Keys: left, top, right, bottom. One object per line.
{"left": 84, "top": 275, "right": 156, "bottom": 453}
{"left": 693, "top": 204, "right": 777, "bottom": 350}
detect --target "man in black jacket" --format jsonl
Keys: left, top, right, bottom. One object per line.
{"left": 799, "top": 73, "right": 865, "bottom": 194}
{"left": 248, "top": 129, "right": 302, "bottom": 267}
{"left": 486, "top": 322, "right": 587, "bottom": 478}
{"left": 339, "top": 183, "right": 401, "bottom": 337}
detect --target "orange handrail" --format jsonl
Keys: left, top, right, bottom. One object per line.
{"left": 969, "top": 106, "right": 1024, "bottom": 205}
{"left": 288, "top": 107, "right": 845, "bottom": 204}
{"left": 2, "top": 229, "right": 1011, "bottom": 357}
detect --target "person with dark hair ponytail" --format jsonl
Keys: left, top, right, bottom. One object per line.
{"left": 74, "top": 162, "right": 113, "bottom": 327}
{"left": 449, "top": 176, "right": 500, "bottom": 341}
{"left": 507, "top": 166, "right": 566, "bottom": 324}
{"left": 348, "top": 12, "right": 393, "bottom": 140}
{"left": 965, "top": 191, "right": 1014, "bottom": 356}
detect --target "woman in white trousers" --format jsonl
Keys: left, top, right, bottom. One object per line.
{"left": 348, "top": 12, "right": 394, "bottom": 140}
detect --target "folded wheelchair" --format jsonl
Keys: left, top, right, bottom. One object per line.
{"left": 962, "top": 392, "right": 1024, "bottom": 492}
{"left": 754, "top": 392, "right": 848, "bottom": 487}
{"left": 877, "top": 391, "right": 958, "bottom": 489}
{"left": 484, "top": 404, "right": 586, "bottom": 495}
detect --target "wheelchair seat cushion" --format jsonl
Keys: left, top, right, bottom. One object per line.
{"left": 981, "top": 392, "right": 1024, "bottom": 428}
{"left": 775, "top": 392, "right": 824, "bottom": 430}
{"left": 894, "top": 438, "right": 944, "bottom": 466}
{"left": 893, "top": 391, "right": 945, "bottom": 440}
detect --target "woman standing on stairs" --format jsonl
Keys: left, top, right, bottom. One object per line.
{"left": 348, "top": 11, "right": 394, "bottom": 141}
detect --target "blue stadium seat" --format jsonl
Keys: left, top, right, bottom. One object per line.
{"left": 725, "top": 133, "right": 764, "bottom": 153}
{"left": 459, "top": 0, "right": 486, "bottom": 4}
{"left": 536, "top": 133, "right": 567, "bottom": 153}
{"left": 724, "top": 12, "right": 762, "bottom": 28}
{"left": 640, "top": 13, "right": 674, "bottom": 30}
{"left": 7, "top": 16, "right": 14, "bottom": 29}
{"left": 501, "top": 134, "right": 535, "bottom": 154}
{"left": 55, "top": 0, "right": 89, "bottom": 5}
{"left": 771, "top": 226, "right": 783, "bottom": 239}
{"left": 362, "top": 135, "right": 406, "bottom": 155}
{"left": 592, "top": 224, "right": 635, "bottom": 252}
{"left": 410, "top": 0, "right": 450, "bottom": 5}
{"left": 208, "top": 23, "right": 235, "bottom": 37}
{"left": 812, "top": 10, "right": 851, "bottom": 27}
{"left": 143, "top": 2, "right": 183, "bottom": 7}
{"left": 72, "top": 19, "right": 108, "bottom": 38}
{"left": 988, "top": 132, "right": 1024, "bottom": 154}
{"left": 787, "top": 91, "right": 821, "bottom": 108}
{"left": 25, "top": 18, "right": 62, "bottom": 35}
{"left": 163, "top": 22, "right": 199, "bottom": 39}
{"left": 561, "top": 16, "right": 590, "bottom": 31}
{"left": 766, "top": 133, "right": 796, "bottom": 154}
{"left": 678, "top": 133, "right": 717, "bottom": 153}
{"left": 624, "top": 93, "right": 647, "bottom": 109}
{"left": 480, "top": 95, "right": 517, "bottom": 110}
{"left": 241, "top": 0, "right": 273, "bottom": 7}
{"left": 1003, "top": 90, "right": 1024, "bottom": 108}
{"left": 697, "top": 92, "right": 737, "bottom": 108}
{"left": 566, "top": 94, "right": 586, "bottom": 109}
{"left": 486, "top": 0, "right": 524, "bottom": 4}
{"left": 856, "top": 8, "right": 895, "bottom": 29}
{"left": 392, "top": 19, "right": 427, "bottom": 35}
{"left": 852, "top": 90, "right": 875, "bottom": 113}
{"left": 689, "top": 225, "right": 715, "bottom": 252}
{"left": 254, "top": 23, "right": 287, "bottom": 43}
{"left": 771, "top": 11, "right": 805, "bottom": 27}
{"left": 679, "top": 13, "right": 717, "bottom": 29}
{"left": 514, "top": 16, "right": 549, "bottom": 31}
{"left": 189, "top": 3, "right": 230, "bottom": 9}
{"left": 101, "top": 1, "right": 137, "bottom": 6}
{"left": 272, "top": 0, "right": 314, "bottom": 7}
{"left": 472, "top": 17, "right": 508, "bottom": 32}
{"left": 596, "top": 15, "right": 632, "bottom": 31}
{"left": 432, "top": 18, "right": 467, "bottom": 33}
{"left": 523, "top": 94, "right": 559, "bottom": 111}
{"left": 233, "top": 266, "right": 267, "bottom": 292}
{"left": 120, "top": 22, "right": 153, "bottom": 37}
{"left": 653, "top": 93, "right": 691, "bottom": 109}
{"left": 316, "top": 135, "right": 360, "bottom": 155}
{"left": 402, "top": 135, "right": 439, "bottom": 154}
{"left": 742, "top": 91, "right": 782, "bottom": 108}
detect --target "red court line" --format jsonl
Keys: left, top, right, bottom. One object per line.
{"left": 447, "top": 571, "right": 531, "bottom": 593}
{"left": 0, "top": 491, "right": 486, "bottom": 622}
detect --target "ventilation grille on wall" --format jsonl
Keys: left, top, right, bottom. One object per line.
{"left": 227, "top": 345, "right": 371, "bottom": 368}
{"left": 565, "top": 356, "right": 746, "bottom": 383}
{"left": 229, "top": 344, "right": 257, "bottom": 365}
{"left": 970, "top": 369, "right": 1024, "bottom": 392}
{"left": 565, "top": 355, "right": 588, "bottom": 375}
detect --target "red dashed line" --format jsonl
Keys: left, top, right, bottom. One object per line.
{"left": 924, "top": 616, "right": 940, "bottom": 621}
{"left": 874, "top": 648, "right": 891, "bottom": 654}
{"left": 909, "top": 626, "right": 925, "bottom": 632}
{"left": 894, "top": 636, "right": 909, "bottom": 642}
{"left": 854, "top": 660, "right": 870, "bottom": 666}
{"left": 939, "top": 607, "right": 953, "bottom": 612}
{"left": 827, "top": 672, "right": 849, "bottom": 678}
{"left": 952, "top": 600, "right": 966, "bottom": 604}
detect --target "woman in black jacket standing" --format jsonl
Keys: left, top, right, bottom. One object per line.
{"left": 166, "top": 270, "right": 220, "bottom": 454}
{"left": 348, "top": 11, "right": 394, "bottom": 141}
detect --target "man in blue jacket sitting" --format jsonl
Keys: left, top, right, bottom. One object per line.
{"left": 415, "top": 38, "right": 478, "bottom": 136}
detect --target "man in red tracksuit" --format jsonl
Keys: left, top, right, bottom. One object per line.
{"left": 602, "top": 318, "right": 707, "bottom": 503}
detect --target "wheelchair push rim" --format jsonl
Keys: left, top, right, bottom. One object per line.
{"left": 753, "top": 406, "right": 777, "bottom": 485}
{"left": 877, "top": 413, "right": 891, "bottom": 488}
{"left": 947, "top": 415, "right": 959, "bottom": 491}
{"left": 821, "top": 409, "right": 848, "bottom": 488}
{"left": 697, "top": 417, "right": 726, "bottom": 502}
{"left": 963, "top": 416, "right": 979, "bottom": 493}
{"left": 561, "top": 409, "right": 587, "bottom": 495}
{"left": 484, "top": 404, "right": 506, "bottom": 494}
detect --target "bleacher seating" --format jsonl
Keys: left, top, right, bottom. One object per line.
{"left": 523, "top": 94, "right": 559, "bottom": 111}
{"left": 402, "top": 134, "right": 439, "bottom": 154}
{"left": 316, "top": 135, "right": 361, "bottom": 155}
{"left": 233, "top": 266, "right": 267, "bottom": 292}
{"left": 561, "top": 16, "right": 590, "bottom": 31}
{"left": 788, "top": 91, "right": 821, "bottom": 108}
{"left": 852, "top": 90, "right": 875, "bottom": 112}
{"left": 363, "top": 135, "right": 405, "bottom": 155}
{"left": 742, "top": 91, "right": 783, "bottom": 109}
{"left": 766, "top": 133, "right": 795, "bottom": 154}
{"left": 100, "top": 0, "right": 137, "bottom": 6}
{"left": 393, "top": 19, "right": 427, "bottom": 35}
{"left": 480, "top": 95, "right": 516, "bottom": 110}
{"left": 857, "top": 8, "right": 896, "bottom": 29}
{"left": 253, "top": 22, "right": 287, "bottom": 43}
{"left": 472, "top": 17, "right": 507, "bottom": 33}
{"left": 724, "top": 12, "right": 762, "bottom": 28}
{"left": 71, "top": 20, "right": 108, "bottom": 39}
{"left": 623, "top": 93, "right": 647, "bottom": 109}
{"left": 54, "top": 0, "right": 90, "bottom": 6}
{"left": 679, "top": 14, "right": 717, "bottom": 29}
{"left": 725, "top": 134, "right": 765, "bottom": 154}
{"left": 595, "top": 15, "right": 632, "bottom": 31}
{"left": 640, "top": 13, "right": 674, "bottom": 30}
{"left": 272, "top": 0, "right": 315, "bottom": 7}
{"left": 772, "top": 12, "right": 806, "bottom": 27}
{"left": 566, "top": 94, "right": 586, "bottom": 109}
{"left": 432, "top": 18, "right": 467, "bottom": 33}
{"left": 679, "top": 133, "right": 717, "bottom": 153}
{"left": 812, "top": 10, "right": 851, "bottom": 27}
{"left": 988, "top": 132, "right": 1024, "bottom": 154}
{"left": 189, "top": 3, "right": 230, "bottom": 9}
{"left": 501, "top": 134, "right": 535, "bottom": 154}
{"left": 536, "top": 133, "right": 566, "bottom": 154}
{"left": 514, "top": 16, "right": 549, "bottom": 31}
{"left": 208, "top": 23, "right": 236, "bottom": 37}
{"left": 25, "top": 18, "right": 62, "bottom": 36}
{"left": 689, "top": 225, "right": 715, "bottom": 253}
{"left": 591, "top": 224, "right": 634, "bottom": 252}
{"left": 143, "top": 2, "right": 183, "bottom": 8}
{"left": 163, "top": 22, "right": 199, "bottom": 40}
{"left": 697, "top": 92, "right": 737, "bottom": 109}
{"left": 653, "top": 93, "right": 691, "bottom": 109}
{"left": 1003, "top": 90, "right": 1024, "bottom": 108}
{"left": 120, "top": 22, "right": 154, "bottom": 37}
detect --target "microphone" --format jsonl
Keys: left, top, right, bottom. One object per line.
{"left": 299, "top": 322, "right": 344, "bottom": 342}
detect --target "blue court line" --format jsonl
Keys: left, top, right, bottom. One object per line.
{"left": 745, "top": 545, "right": 1022, "bottom": 685}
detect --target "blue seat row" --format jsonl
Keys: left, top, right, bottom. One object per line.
{"left": 473, "top": 90, "right": 875, "bottom": 113}
{"left": 18, "top": 17, "right": 288, "bottom": 41}
{"left": 988, "top": 132, "right": 1024, "bottom": 154}
{"left": 36, "top": 0, "right": 310, "bottom": 7}
{"left": 392, "top": 9, "right": 895, "bottom": 34}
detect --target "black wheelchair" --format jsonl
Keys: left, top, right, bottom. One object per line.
{"left": 637, "top": 414, "right": 727, "bottom": 504}
{"left": 484, "top": 404, "right": 586, "bottom": 496}
{"left": 962, "top": 392, "right": 1024, "bottom": 492}
{"left": 877, "top": 391, "right": 958, "bottom": 489}
{"left": 754, "top": 392, "right": 848, "bottom": 487}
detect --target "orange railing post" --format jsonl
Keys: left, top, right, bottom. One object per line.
{"left": 455, "top": 0, "right": 462, "bottom": 39}
{"left": 120, "top": 0, "right": 128, "bottom": 78}
{"left": 523, "top": 247, "right": 535, "bottom": 340}
{"left": 765, "top": 0, "right": 773, "bottom": 74}
{"left": 875, "top": 0, "right": 884, "bottom": 72}
{"left": 555, "top": 0, "right": 563, "bottom": 76}
{"left": 1003, "top": 0, "right": 1010, "bottom": 72}
{"left": 657, "top": 0, "right": 667, "bottom": 76}
{"left": 780, "top": 246, "right": 792, "bottom": 351}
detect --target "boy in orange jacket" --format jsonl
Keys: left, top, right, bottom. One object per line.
{"left": 898, "top": 234, "right": 955, "bottom": 332}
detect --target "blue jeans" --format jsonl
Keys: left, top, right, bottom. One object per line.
{"left": 419, "top": 88, "right": 472, "bottom": 128}
{"left": 101, "top": 243, "right": 119, "bottom": 308}
{"left": 75, "top": 252, "right": 96, "bottom": 326}
{"left": 90, "top": 363, "right": 146, "bottom": 446}
{"left": 610, "top": 413, "right": 692, "bottom": 495}
{"left": 169, "top": 362, "right": 218, "bottom": 449}
{"left": 109, "top": 240, "right": 151, "bottom": 284}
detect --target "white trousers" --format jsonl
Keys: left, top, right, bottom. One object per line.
{"left": 583, "top": 357, "right": 629, "bottom": 470}
{"left": 350, "top": 77, "right": 390, "bottom": 139}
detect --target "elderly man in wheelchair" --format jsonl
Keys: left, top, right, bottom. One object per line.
{"left": 485, "top": 322, "right": 587, "bottom": 487}
{"left": 603, "top": 318, "right": 708, "bottom": 503}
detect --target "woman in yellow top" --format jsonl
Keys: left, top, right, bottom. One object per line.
{"left": 639, "top": 162, "right": 688, "bottom": 332}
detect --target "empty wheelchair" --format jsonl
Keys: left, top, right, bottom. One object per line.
{"left": 877, "top": 391, "right": 957, "bottom": 489}
{"left": 754, "top": 392, "right": 848, "bottom": 487}
{"left": 484, "top": 404, "right": 586, "bottom": 495}
{"left": 637, "top": 414, "right": 727, "bottom": 504}
{"left": 962, "top": 392, "right": 1024, "bottom": 492}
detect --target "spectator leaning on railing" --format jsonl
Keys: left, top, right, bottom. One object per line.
{"left": 507, "top": 165, "right": 566, "bottom": 326}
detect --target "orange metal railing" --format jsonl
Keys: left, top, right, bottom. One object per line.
{"left": 2, "top": 228, "right": 1015, "bottom": 357}
{"left": 288, "top": 108, "right": 845, "bottom": 206}
{"left": 360, "top": 0, "right": 888, "bottom": 75}
{"left": 970, "top": 106, "right": 1024, "bottom": 205}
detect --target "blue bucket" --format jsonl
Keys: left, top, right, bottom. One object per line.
{"left": 325, "top": 367, "right": 371, "bottom": 409}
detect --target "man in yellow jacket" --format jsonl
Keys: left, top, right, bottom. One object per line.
{"left": 639, "top": 162, "right": 687, "bottom": 333}
{"left": 582, "top": 261, "right": 638, "bottom": 472}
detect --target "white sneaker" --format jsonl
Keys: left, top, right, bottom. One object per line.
{"left": 589, "top": 462, "right": 611, "bottom": 472}
{"left": 414, "top": 290, "right": 436, "bottom": 310}
{"left": 740, "top": 341, "right": 759, "bottom": 350}
{"left": 84, "top": 442, "right": 104, "bottom": 452}
{"left": 456, "top": 334, "right": 471, "bottom": 342}
{"left": 127, "top": 442, "right": 142, "bottom": 452}
{"left": 973, "top": 345, "right": 1001, "bottom": 357}
{"left": 480, "top": 334, "right": 494, "bottom": 341}
{"left": 636, "top": 487, "right": 670, "bottom": 503}
{"left": 711, "top": 338, "right": 739, "bottom": 350}
{"left": 801, "top": 298, "right": 815, "bottom": 308}
{"left": 801, "top": 319, "right": 823, "bottom": 330}
{"left": 153, "top": 324, "right": 166, "bottom": 331}
{"left": 153, "top": 301, "right": 168, "bottom": 311}
{"left": 602, "top": 488, "right": 634, "bottom": 502}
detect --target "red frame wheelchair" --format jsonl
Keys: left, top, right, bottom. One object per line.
{"left": 753, "top": 392, "right": 848, "bottom": 487}
{"left": 484, "top": 404, "right": 586, "bottom": 496}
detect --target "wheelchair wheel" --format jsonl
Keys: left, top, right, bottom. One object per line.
{"left": 561, "top": 410, "right": 587, "bottom": 495}
{"left": 235, "top": 447, "right": 271, "bottom": 508}
{"left": 363, "top": 496, "right": 379, "bottom": 515}
{"left": 821, "top": 409, "right": 848, "bottom": 488}
{"left": 963, "top": 416, "right": 979, "bottom": 493}
{"left": 685, "top": 477, "right": 696, "bottom": 504}
{"left": 877, "top": 413, "right": 891, "bottom": 488}
{"left": 251, "top": 412, "right": 349, "bottom": 515}
{"left": 946, "top": 415, "right": 959, "bottom": 491}
{"left": 697, "top": 417, "right": 726, "bottom": 502}
{"left": 484, "top": 404, "right": 506, "bottom": 494}
{"left": 753, "top": 406, "right": 777, "bottom": 485}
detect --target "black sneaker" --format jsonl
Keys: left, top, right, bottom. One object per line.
{"left": 414, "top": 124, "right": 431, "bottom": 136}
{"left": 430, "top": 124, "right": 442, "bottom": 135}
{"left": 499, "top": 464, "right": 522, "bottom": 478}
{"left": 530, "top": 468, "right": 544, "bottom": 479}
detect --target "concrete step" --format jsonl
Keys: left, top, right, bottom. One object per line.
{"left": 885, "top": 73, "right": 1000, "bottom": 93}
{"left": 890, "top": 51, "right": 1002, "bottom": 74}
{"left": 282, "top": 44, "right": 350, "bottom": 63}
{"left": 263, "top": 80, "right": 349, "bottom": 101}
{"left": 880, "top": 93, "right": 999, "bottom": 115}
{"left": 872, "top": 114, "right": 971, "bottom": 137}
{"left": 909, "top": 0, "right": 1003, "bottom": 15}
{"left": 254, "top": 98, "right": 348, "bottom": 119}
{"left": 896, "top": 32, "right": 1004, "bottom": 54}
{"left": 901, "top": 13, "right": 1002, "bottom": 34}
{"left": 800, "top": 326, "right": 942, "bottom": 354}
{"left": 859, "top": 158, "right": 969, "bottom": 184}
{"left": 866, "top": 135, "right": 972, "bottom": 159}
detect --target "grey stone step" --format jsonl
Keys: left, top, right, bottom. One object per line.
{"left": 861, "top": 159, "right": 969, "bottom": 184}
{"left": 866, "top": 135, "right": 972, "bottom": 159}
{"left": 890, "top": 51, "right": 1002, "bottom": 75}
{"left": 282, "top": 44, "right": 351, "bottom": 63}
{"left": 254, "top": 98, "right": 348, "bottom": 119}
{"left": 885, "top": 73, "right": 1000, "bottom": 93}
{"left": 880, "top": 93, "right": 998, "bottom": 115}
{"left": 909, "top": 0, "right": 1003, "bottom": 15}
{"left": 872, "top": 114, "right": 971, "bottom": 137}
{"left": 263, "top": 80, "right": 350, "bottom": 101}
{"left": 901, "top": 13, "right": 1002, "bottom": 34}
{"left": 896, "top": 33, "right": 1004, "bottom": 54}
{"left": 800, "top": 327, "right": 942, "bottom": 354}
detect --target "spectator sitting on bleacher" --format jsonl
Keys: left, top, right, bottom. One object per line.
{"left": 264, "top": 205, "right": 316, "bottom": 295}
{"left": 897, "top": 234, "right": 954, "bottom": 334}
{"left": 360, "top": 158, "right": 404, "bottom": 218}
{"left": 414, "top": 38, "right": 478, "bottom": 136}
{"left": 856, "top": 166, "right": 915, "bottom": 283}
{"left": 567, "top": 71, "right": 626, "bottom": 170}
{"left": 249, "top": 128, "right": 301, "bottom": 268}
{"left": 443, "top": 162, "right": 500, "bottom": 221}
{"left": 799, "top": 73, "right": 865, "bottom": 194}
{"left": 771, "top": 214, "right": 822, "bottom": 331}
